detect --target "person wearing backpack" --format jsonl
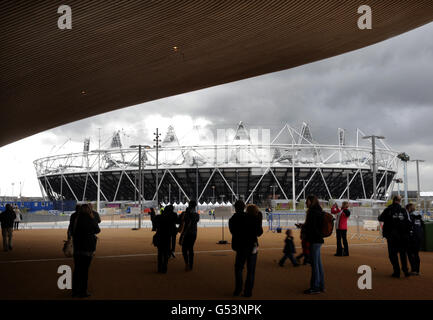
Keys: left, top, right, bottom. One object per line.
{"left": 331, "top": 201, "right": 351, "bottom": 256}
{"left": 406, "top": 203, "right": 423, "bottom": 275}
{"left": 378, "top": 195, "right": 411, "bottom": 278}
{"left": 303, "top": 195, "right": 325, "bottom": 294}
{"left": 178, "top": 200, "right": 200, "bottom": 271}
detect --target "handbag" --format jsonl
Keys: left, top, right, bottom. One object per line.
{"left": 62, "top": 214, "right": 79, "bottom": 257}
{"left": 63, "top": 239, "right": 73, "bottom": 257}
{"left": 152, "top": 233, "right": 160, "bottom": 247}
{"left": 179, "top": 232, "right": 185, "bottom": 246}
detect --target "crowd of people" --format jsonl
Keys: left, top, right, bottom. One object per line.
{"left": 379, "top": 195, "right": 424, "bottom": 277}
{"left": 0, "top": 193, "right": 426, "bottom": 298}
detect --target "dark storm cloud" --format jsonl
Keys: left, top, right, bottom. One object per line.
{"left": 46, "top": 22, "right": 433, "bottom": 188}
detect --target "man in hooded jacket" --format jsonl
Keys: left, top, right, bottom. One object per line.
{"left": 378, "top": 195, "right": 411, "bottom": 278}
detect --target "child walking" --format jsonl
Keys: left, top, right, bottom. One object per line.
{"left": 279, "top": 229, "right": 299, "bottom": 267}
{"left": 295, "top": 223, "right": 311, "bottom": 265}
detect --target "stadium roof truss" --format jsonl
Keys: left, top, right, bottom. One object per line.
{"left": 34, "top": 123, "right": 399, "bottom": 202}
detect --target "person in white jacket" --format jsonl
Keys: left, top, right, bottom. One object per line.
{"left": 14, "top": 206, "right": 22, "bottom": 230}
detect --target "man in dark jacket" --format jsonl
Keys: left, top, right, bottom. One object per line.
{"left": 378, "top": 195, "right": 411, "bottom": 278}
{"left": 407, "top": 203, "right": 423, "bottom": 275}
{"left": 153, "top": 205, "right": 177, "bottom": 273}
{"left": 0, "top": 204, "right": 16, "bottom": 251}
{"left": 69, "top": 204, "right": 100, "bottom": 297}
{"left": 229, "top": 201, "right": 263, "bottom": 297}
{"left": 179, "top": 200, "right": 200, "bottom": 271}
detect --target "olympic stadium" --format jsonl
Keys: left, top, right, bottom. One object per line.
{"left": 34, "top": 122, "right": 399, "bottom": 205}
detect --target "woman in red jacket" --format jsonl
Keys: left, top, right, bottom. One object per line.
{"left": 331, "top": 201, "right": 351, "bottom": 256}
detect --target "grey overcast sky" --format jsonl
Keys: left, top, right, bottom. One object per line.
{"left": 1, "top": 22, "right": 433, "bottom": 197}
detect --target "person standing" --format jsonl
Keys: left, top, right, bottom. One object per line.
{"left": 407, "top": 203, "right": 423, "bottom": 275}
{"left": 153, "top": 205, "right": 176, "bottom": 273}
{"left": 229, "top": 201, "right": 263, "bottom": 297}
{"left": 149, "top": 207, "right": 157, "bottom": 231}
{"left": 378, "top": 195, "right": 411, "bottom": 278}
{"left": 0, "top": 204, "right": 16, "bottom": 252}
{"left": 331, "top": 201, "right": 351, "bottom": 256}
{"left": 69, "top": 204, "right": 100, "bottom": 298}
{"left": 14, "top": 206, "right": 22, "bottom": 230}
{"left": 167, "top": 206, "right": 179, "bottom": 258}
{"left": 303, "top": 195, "right": 325, "bottom": 294}
{"left": 178, "top": 200, "right": 200, "bottom": 271}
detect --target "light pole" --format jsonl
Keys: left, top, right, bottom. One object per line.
{"left": 270, "top": 185, "right": 276, "bottom": 199}
{"left": 346, "top": 172, "right": 350, "bottom": 200}
{"left": 362, "top": 135, "right": 385, "bottom": 200}
{"left": 59, "top": 172, "right": 63, "bottom": 214}
{"left": 90, "top": 148, "right": 106, "bottom": 212}
{"left": 97, "top": 128, "right": 101, "bottom": 213}
{"left": 153, "top": 128, "right": 161, "bottom": 209}
{"left": 220, "top": 194, "right": 225, "bottom": 203}
{"left": 410, "top": 159, "right": 425, "bottom": 204}
{"left": 212, "top": 185, "right": 215, "bottom": 203}
{"left": 394, "top": 178, "right": 403, "bottom": 197}
{"left": 300, "top": 179, "right": 308, "bottom": 201}
{"left": 168, "top": 183, "right": 171, "bottom": 204}
{"left": 397, "top": 152, "right": 410, "bottom": 205}
{"left": 195, "top": 162, "right": 199, "bottom": 201}
{"left": 130, "top": 144, "right": 151, "bottom": 229}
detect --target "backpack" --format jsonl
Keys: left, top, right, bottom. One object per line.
{"left": 322, "top": 212, "right": 335, "bottom": 238}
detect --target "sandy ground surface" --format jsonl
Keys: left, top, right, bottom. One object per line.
{"left": 0, "top": 226, "right": 432, "bottom": 300}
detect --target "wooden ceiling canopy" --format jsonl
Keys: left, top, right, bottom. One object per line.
{"left": 1, "top": 0, "right": 433, "bottom": 146}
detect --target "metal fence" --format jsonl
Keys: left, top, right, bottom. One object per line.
{"left": 268, "top": 212, "right": 306, "bottom": 231}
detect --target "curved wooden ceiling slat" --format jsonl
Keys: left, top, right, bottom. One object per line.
{"left": 1, "top": 0, "right": 433, "bottom": 146}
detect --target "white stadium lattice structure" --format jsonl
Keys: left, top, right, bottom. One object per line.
{"left": 34, "top": 122, "right": 399, "bottom": 205}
